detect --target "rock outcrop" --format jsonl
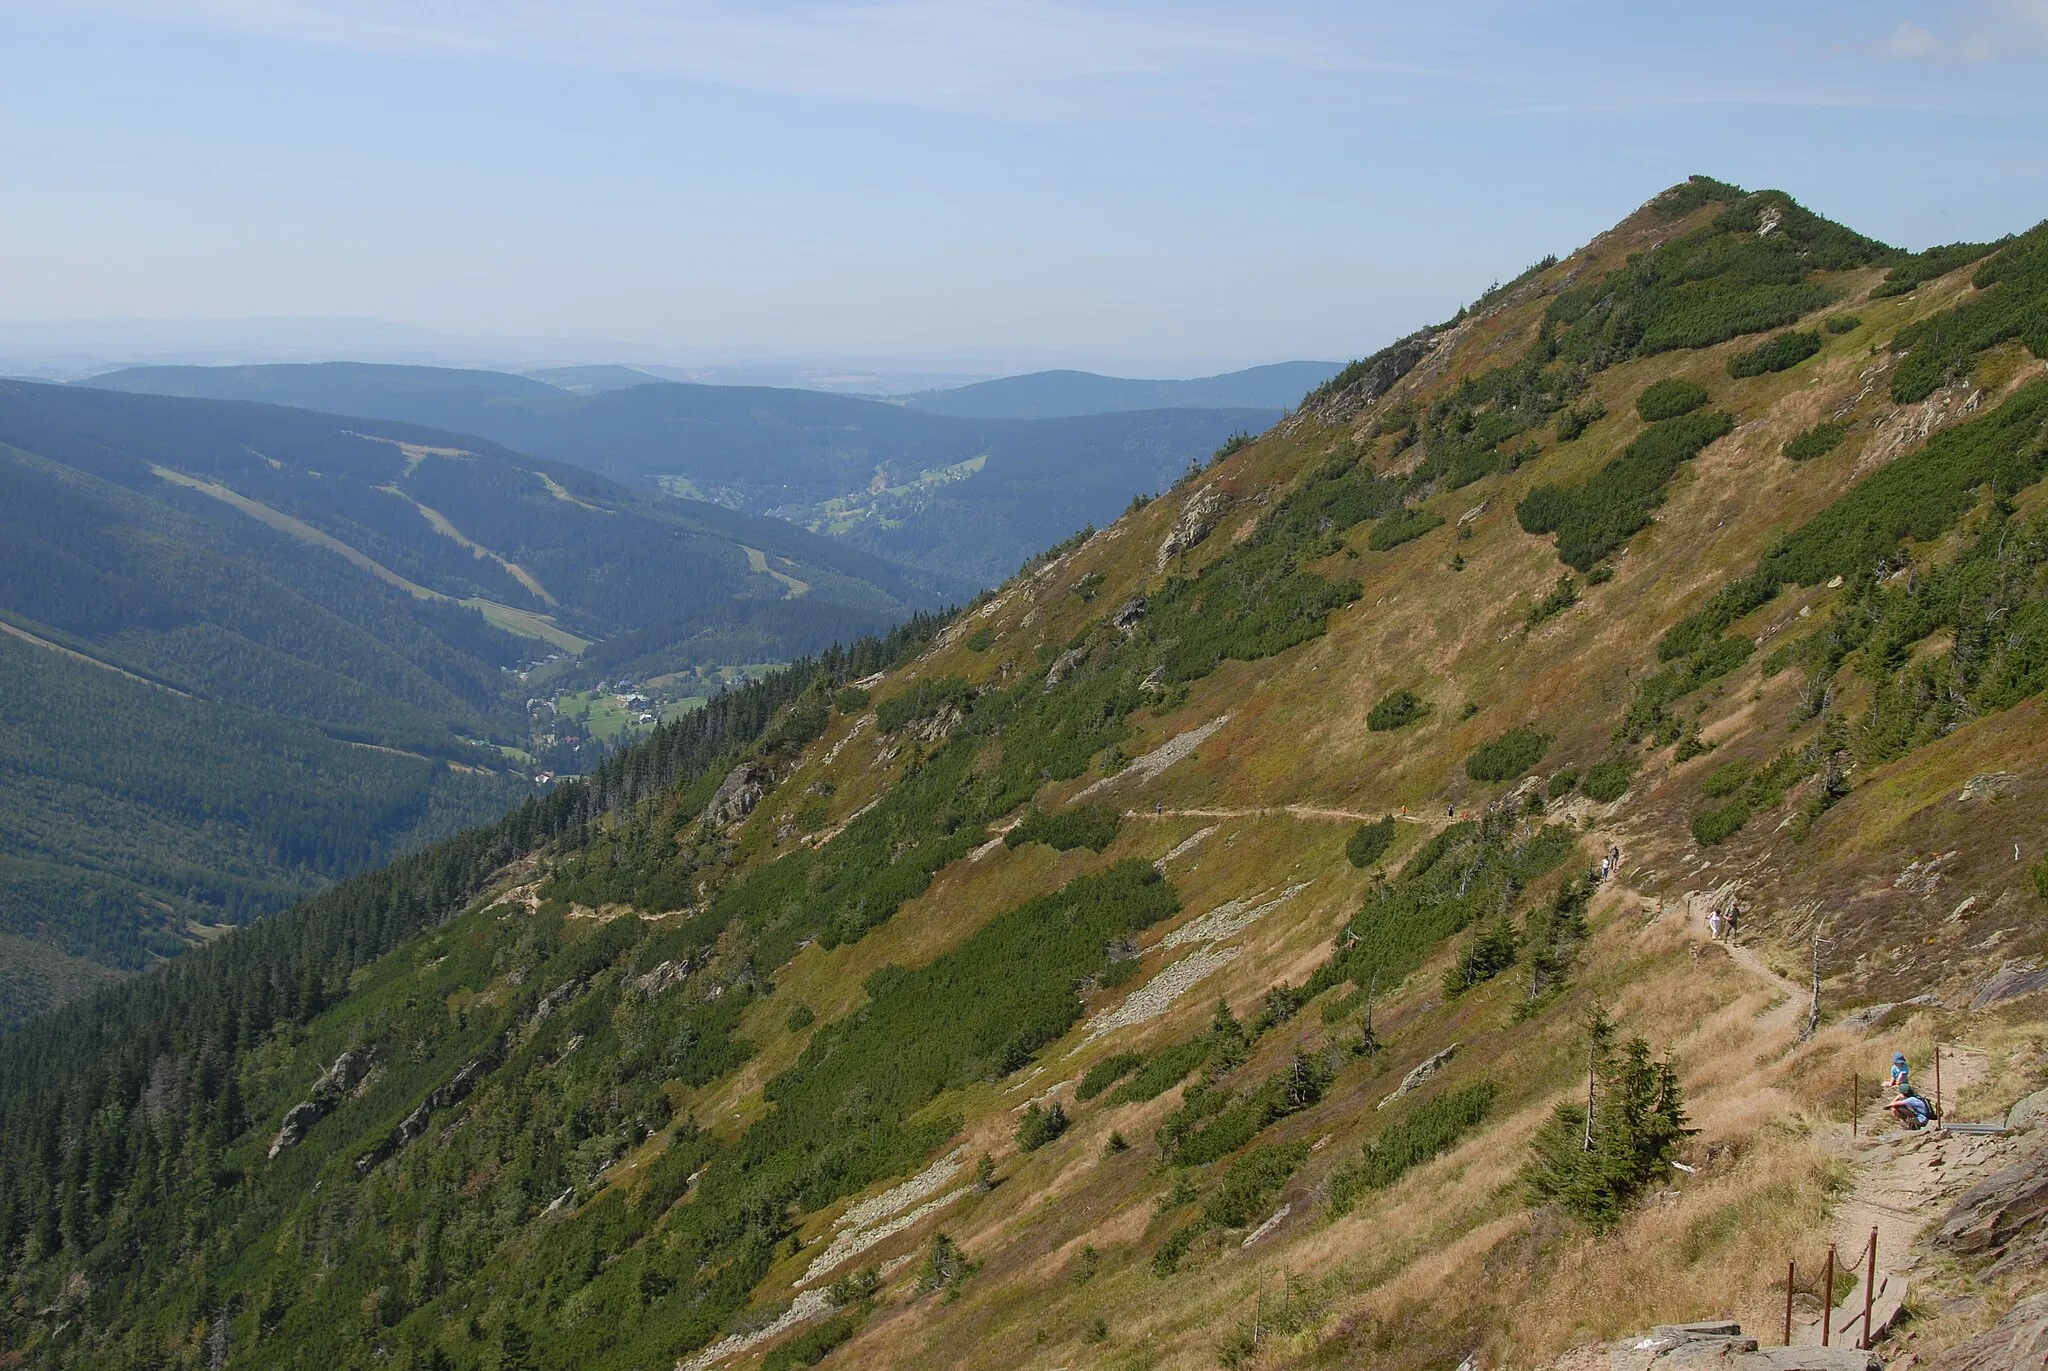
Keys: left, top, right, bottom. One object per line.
{"left": 1156, "top": 487, "right": 1231, "bottom": 569}
{"left": 1933, "top": 1132, "right": 2048, "bottom": 1275}
{"left": 267, "top": 1046, "right": 375, "bottom": 1159}
{"left": 1380, "top": 1044, "right": 1458, "bottom": 1109}
{"left": 1547, "top": 1321, "right": 1879, "bottom": 1370}
{"left": 705, "top": 763, "right": 769, "bottom": 828}
{"left": 1927, "top": 1289, "right": 2048, "bottom": 1369}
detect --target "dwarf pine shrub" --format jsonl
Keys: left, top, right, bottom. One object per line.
{"left": 1465, "top": 727, "right": 1552, "bottom": 783}
{"left": 1346, "top": 816, "right": 1396, "bottom": 868}
{"left": 1635, "top": 378, "right": 1709, "bottom": 422}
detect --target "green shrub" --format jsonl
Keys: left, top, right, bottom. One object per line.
{"left": 1369, "top": 506, "right": 1446, "bottom": 552}
{"left": 1784, "top": 423, "right": 1847, "bottom": 462}
{"left": 1368, "top": 689, "right": 1428, "bottom": 731}
{"left": 1580, "top": 757, "right": 1637, "bottom": 803}
{"left": 1163, "top": 1054, "right": 1328, "bottom": 1167}
{"left": 1555, "top": 400, "right": 1607, "bottom": 442}
{"left": 1016, "top": 1101, "right": 1070, "bottom": 1152}
{"left": 1889, "top": 226, "right": 2048, "bottom": 402}
{"left": 965, "top": 626, "right": 996, "bottom": 652}
{"left": 1077, "top": 1054, "right": 1143, "bottom": 1101}
{"left": 1005, "top": 805, "right": 1123, "bottom": 853}
{"left": 1524, "top": 575, "right": 1580, "bottom": 629}
{"left": 1443, "top": 919, "right": 1520, "bottom": 998}
{"left": 832, "top": 686, "right": 871, "bottom": 714}
{"left": 1700, "top": 761, "right": 1750, "bottom": 798}
{"left": 1464, "top": 727, "right": 1552, "bottom": 783}
{"left": 1203, "top": 1142, "right": 1309, "bottom": 1227}
{"left": 2035, "top": 857, "right": 2048, "bottom": 901}
{"left": 762, "top": 1312, "right": 860, "bottom": 1371}
{"left": 1151, "top": 1220, "right": 1203, "bottom": 1276}
{"left": 1824, "top": 314, "right": 1862, "bottom": 334}
{"left": 1346, "top": 817, "right": 1396, "bottom": 869}
{"left": 874, "top": 676, "right": 970, "bottom": 733}
{"left": 1330, "top": 1082, "right": 1496, "bottom": 1213}
{"left": 785, "top": 1004, "right": 816, "bottom": 1032}
{"left": 1871, "top": 240, "right": 1999, "bottom": 298}
{"left": 1312, "top": 821, "right": 1578, "bottom": 1011}
{"left": 1518, "top": 410, "right": 1734, "bottom": 571}
{"left": 1621, "top": 634, "right": 1755, "bottom": 742}
{"left": 1523, "top": 1012, "right": 1687, "bottom": 1228}
{"left": 1727, "top": 329, "right": 1822, "bottom": 378}
{"left": 1656, "top": 380, "right": 2048, "bottom": 671}
{"left": 1108, "top": 1037, "right": 1213, "bottom": 1106}
{"left": 1548, "top": 769, "right": 1580, "bottom": 799}
{"left": 1691, "top": 799, "right": 1751, "bottom": 846}
{"left": 1635, "top": 378, "right": 1710, "bottom": 421}
{"left": 1547, "top": 187, "right": 1884, "bottom": 363}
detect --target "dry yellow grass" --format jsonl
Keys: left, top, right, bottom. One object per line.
{"left": 650, "top": 208, "right": 2048, "bottom": 1371}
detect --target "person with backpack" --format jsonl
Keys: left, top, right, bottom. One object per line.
{"left": 1889, "top": 1089, "right": 1932, "bottom": 1129}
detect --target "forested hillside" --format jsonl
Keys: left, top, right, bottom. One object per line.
{"left": 4, "top": 180, "right": 2048, "bottom": 1371}
{"left": 0, "top": 383, "right": 948, "bottom": 1024}
{"left": 86, "top": 365, "right": 1276, "bottom": 584}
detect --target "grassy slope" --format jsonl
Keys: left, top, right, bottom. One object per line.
{"left": 15, "top": 190, "right": 2048, "bottom": 1370}
{"left": 684, "top": 195, "right": 2048, "bottom": 1369}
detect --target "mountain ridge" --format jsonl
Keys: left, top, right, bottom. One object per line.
{"left": 893, "top": 360, "right": 1341, "bottom": 419}
{"left": 3, "top": 179, "right": 2047, "bottom": 1371}
{"left": 81, "top": 363, "right": 1279, "bottom": 584}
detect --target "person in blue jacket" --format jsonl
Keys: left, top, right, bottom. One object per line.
{"left": 1889, "top": 1090, "right": 1932, "bottom": 1129}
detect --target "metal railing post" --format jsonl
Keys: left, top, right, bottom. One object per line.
{"left": 1784, "top": 1260, "right": 1796, "bottom": 1346}
{"left": 1862, "top": 1228, "right": 1877, "bottom": 1349}
{"left": 1821, "top": 1244, "right": 1835, "bottom": 1347}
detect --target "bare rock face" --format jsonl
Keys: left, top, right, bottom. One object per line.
{"left": 1297, "top": 327, "right": 1441, "bottom": 427}
{"left": 268, "top": 1102, "right": 325, "bottom": 1159}
{"left": 1928, "top": 1290, "right": 2048, "bottom": 1369}
{"left": 1045, "top": 646, "right": 1087, "bottom": 689}
{"left": 1933, "top": 1132, "right": 2048, "bottom": 1275}
{"left": 1546, "top": 1321, "right": 1878, "bottom": 1370}
{"left": 706, "top": 763, "right": 769, "bottom": 828}
{"left": 1110, "top": 597, "right": 1147, "bottom": 634}
{"left": 1156, "top": 487, "right": 1232, "bottom": 569}
{"left": 1379, "top": 1044, "right": 1457, "bottom": 1109}
{"left": 912, "top": 702, "right": 963, "bottom": 742}
{"left": 267, "top": 1046, "right": 377, "bottom": 1159}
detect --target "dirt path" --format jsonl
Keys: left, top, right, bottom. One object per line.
{"left": 1127, "top": 805, "right": 1437, "bottom": 825}
{"left": 1648, "top": 877, "right": 2006, "bottom": 1349}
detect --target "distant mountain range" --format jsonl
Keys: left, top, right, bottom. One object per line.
{"left": 894, "top": 360, "right": 1340, "bottom": 419}
{"left": 0, "top": 379, "right": 949, "bottom": 1023}
{"left": 87, "top": 363, "right": 1281, "bottom": 585}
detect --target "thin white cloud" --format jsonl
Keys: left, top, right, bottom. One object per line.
{"left": 1872, "top": 0, "right": 2048, "bottom": 61}
{"left": 36, "top": 1, "right": 1390, "bottom": 107}
{"left": 1876, "top": 20, "right": 1938, "bottom": 60}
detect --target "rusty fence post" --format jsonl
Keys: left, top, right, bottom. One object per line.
{"left": 1784, "top": 1260, "right": 1796, "bottom": 1346}
{"left": 1862, "top": 1227, "right": 1877, "bottom": 1349}
{"left": 1821, "top": 1244, "right": 1836, "bottom": 1347}
{"left": 1851, "top": 1073, "right": 1857, "bottom": 1138}
{"left": 1934, "top": 1043, "right": 1943, "bottom": 1120}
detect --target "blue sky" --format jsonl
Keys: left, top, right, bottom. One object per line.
{"left": 2, "top": 1, "right": 2046, "bottom": 373}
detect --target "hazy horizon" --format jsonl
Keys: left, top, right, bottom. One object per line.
{"left": 4, "top": 2, "right": 2046, "bottom": 371}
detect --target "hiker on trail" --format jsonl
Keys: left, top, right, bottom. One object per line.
{"left": 1889, "top": 1054, "right": 1910, "bottom": 1092}
{"left": 1707, "top": 908, "right": 1724, "bottom": 940}
{"left": 1600, "top": 857, "right": 1610, "bottom": 881}
{"left": 1889, "top": 1089, "right": 1932, "bottom": 1129}
{"left": 1726, "top": 903, "right": 1740, "bottom": 940}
